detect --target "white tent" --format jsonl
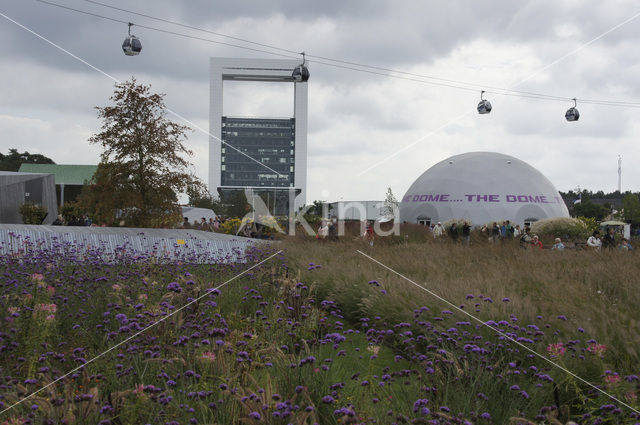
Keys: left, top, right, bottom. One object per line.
{"left": 181, "top": 206, "right": 217, "bottom": 224}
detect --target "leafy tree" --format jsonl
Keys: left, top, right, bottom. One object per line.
{"left": 187, "top": 187, "right": 225, "bottom": 214}
{"left": 380, "top": 187, "right": 398, "bottom": 218}
{"left": 573, "top": 199, "right": 608, "bottom": 221}
{"left": 305, "top": 200, "right": 325, "bottom": 216}
{"left": 79, "top": 78, "right": 204, "bottom": 227}
{"left": 622, "top": 193, "right": 640, "bottom": 225}
{"left": 0, "top": 148, "right": 55, "bottom": 171}
{"left": 220, "top": 190, "right": 251, "bottom": 218}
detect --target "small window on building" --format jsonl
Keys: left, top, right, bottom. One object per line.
{"left": 524, "top": 218, "right": 538, "bottom": 228}
{"left": 417, "top": 216, "right": 431, "bottom": 227}
{"left": 221, "top": 165, "right": 226, "bottom": 171}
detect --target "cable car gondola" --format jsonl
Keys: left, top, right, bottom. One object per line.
{"left": 565, "top": 98, "right": 580, "bottom": 121}
{"left": 122, "top": 23, "right": 142, "bottom": 56}
{"left": 292, "top": 52, "right": 310, "bottom": 82}
{"left": 477, "top": 90, "right": 492, "bottom": 114}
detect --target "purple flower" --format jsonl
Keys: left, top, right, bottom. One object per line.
{"left": 248, "top": 411, "right": 261, "bottom": 420}
{"left": 167, "top": 282, "right": 182, "bottom": 293}
{"left": 322, "top": 395, "right": 334, "bottom": 404}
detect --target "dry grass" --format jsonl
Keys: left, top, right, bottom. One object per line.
{"left": 282, "top": 238, "right": 640, "bottom": 366}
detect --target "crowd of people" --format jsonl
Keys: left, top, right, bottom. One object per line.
{"left": 316, "top": 219, "right": 340, "bottom": 242}
{"left": 51, "top": 211, "right": 635, "bottom": 252}
{"left": 586, "top": 227, "right": 634, "bottom": 251}
{"left": 51, "top": 214, "right": 92, "bottom": 226}
{"left": 181, "top": 216, "right": 222, "bottom": 232}
{"left": 427, "top": 220, "right": 633, "bottom": 251}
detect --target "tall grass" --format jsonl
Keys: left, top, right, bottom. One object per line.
{"left": 284, "top": 239, "right": 640, "bottom": 364}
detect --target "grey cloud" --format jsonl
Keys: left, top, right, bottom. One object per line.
{"left": 3, "top": 0, "right": 640, "bottom": 201}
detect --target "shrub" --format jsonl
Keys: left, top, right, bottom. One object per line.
{"left": 221, "top": 217, "right": 242, "bottom": 234}
{"left": 443, "top": 218, "right": 470, "bottom": 230}
{"left": 530, "top": 216, "right": 590, "bottom": 241}
{"left": 19, "top": 202, "right": 47, "bottom": 224}
{"left": 59, "top": 201, "right": 83, "bottom": 223}
{"left": 577, "top": 216, "right": 598, "bottom": 233}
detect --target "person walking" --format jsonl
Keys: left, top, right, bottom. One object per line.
{"left": 317, "top": 220, "right": 329, "bottom": 240}
{"left": 519, "top": 227, "right": 533, "bottom": 249}
{"left": 449, "top": 222, "right": 459, "bottom": 243}
{"left": 513, "top": 224, "right": 521, "bottom": 238}
{"left": 505, "top": 220, "right": 514, "bottom": 238}
{"left": 365, "top": 221, "right": 375, "bottom": 246}
{"left": 432, "top": 222, "right": 445, "bottom": 240}
{"left": 491, "top": 222, "right": 501, "bottom": 243}
{"left": 602, "top": 227, "right": 616, "bottom": 250}
{"left": 462, "top": 221, "right": 471, "bottom": 246}
{"left": 587, "top": 230, "right": 602, "bottom": 250}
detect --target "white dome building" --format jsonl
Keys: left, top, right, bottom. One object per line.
{"left": 400, "top": 152, "right": 569, "bottom": 227}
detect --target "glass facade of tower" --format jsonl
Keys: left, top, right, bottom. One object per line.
{"left": 220, "top": 117, "right": 295, "bottom": 188}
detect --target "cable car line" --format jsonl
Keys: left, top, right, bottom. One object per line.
{"left": 71, "top": 0, "right": 640, "bottom": 108}
{"left": 0, "top": 9, "right": 288, "bottom": 178}
{"left": 79, "top": 0, "right": 300, "bottom": 56}
{"left": 33, "top": 0, "right": 640, "bottom": 109}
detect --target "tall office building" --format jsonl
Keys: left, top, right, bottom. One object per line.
{"left": 209, "top": 58, "right": 308, "bottom": 213}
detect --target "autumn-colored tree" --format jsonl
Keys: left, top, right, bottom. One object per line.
{"left": 80, "top": 78, "right": 205, "bottom": 227}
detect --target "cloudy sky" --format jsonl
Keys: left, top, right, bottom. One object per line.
{"left": 2, "top": 0, "right": 640, "bottom": 204}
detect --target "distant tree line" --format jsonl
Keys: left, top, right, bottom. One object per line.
{"left": 560, "top": 190, "right": 640, "bottom": 225}
{"left": 0, "top": 148, "right": 55, "bottom": 171}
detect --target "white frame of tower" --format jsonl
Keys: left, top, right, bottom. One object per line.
{"left": 209, "top": 57, "right": 308, "bottom": 209}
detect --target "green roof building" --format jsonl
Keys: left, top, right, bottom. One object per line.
{"left": 18, "top": 164, "right": 97, "bottom": 205}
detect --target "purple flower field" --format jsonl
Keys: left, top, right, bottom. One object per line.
{"left": 0, "top": 241, "right": 639, "bottom": 424}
